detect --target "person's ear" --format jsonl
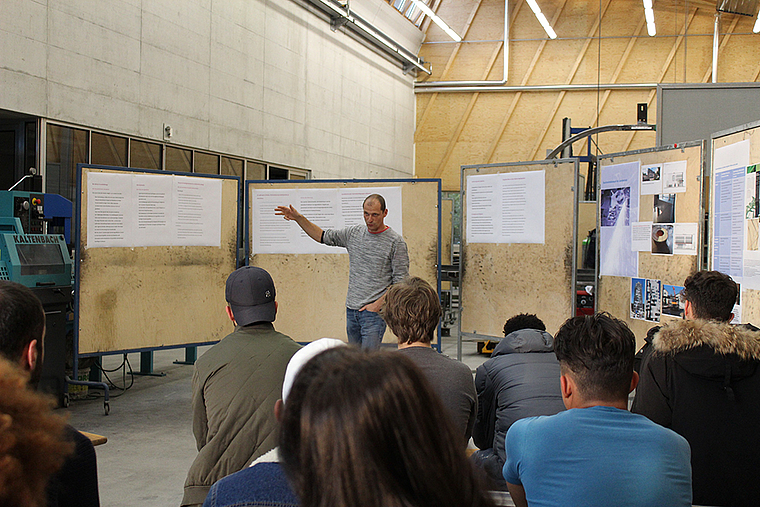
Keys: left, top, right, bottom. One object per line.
{"left": 382, "top": 209, "right": 388, "bottom": 219}
{"left": 274, "top": 301, "right": 278, "bottom": 316}
{"left": 629, "top": 371, "right": 639, "bottom": 393}
{"left": 225, "top": 305, "right": 236, "bottom": 323}
{"left": 21, "top": 339, "right": 39, "bottom": 372}
{"left": 684, "top": 300, "right": 694, "bottom": 320}
{"left": 560, "top": 374, "right": 571, "bottom": 399}
{"left": 274, "top": 399, "right": 284, "bottom": 423}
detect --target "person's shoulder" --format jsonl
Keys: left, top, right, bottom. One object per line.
{"left": 209, "top": 462, "right": 297, "bottom": 507}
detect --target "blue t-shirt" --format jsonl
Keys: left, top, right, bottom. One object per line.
{"left": 503, "top": 406, "right": 692, "bottom": 507}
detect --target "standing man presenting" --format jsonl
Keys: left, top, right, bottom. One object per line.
{"left": 276, "top": 194, "right": 409, "bottom": 349}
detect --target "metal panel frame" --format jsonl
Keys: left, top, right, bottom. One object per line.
{"left": 457, "top": 158, "right": 580, "bottom": 360}
{"left": 74, "top": 164, "right": 241, "bottom": 363}
{"left": 244, "top": 178, "right": 442, "bottom": 350}
{"left": 597, "top": 139, "right": 707, "bottom": 281}
{"left": 708, "top": 119, "right": 760, "bottom": 271}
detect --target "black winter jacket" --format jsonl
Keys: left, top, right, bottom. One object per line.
{"left": 632, "top": 319, "right": 760, "bottom": 507}
{"left": 472, "top": 329, "right": 565, "bottom": 466}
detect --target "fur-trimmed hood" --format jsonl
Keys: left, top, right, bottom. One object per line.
{"left": 653, "top": 319, "right": 760, "bottom": 360}
{"left": 653, "top": 319, "right": 760, "bottom": 382}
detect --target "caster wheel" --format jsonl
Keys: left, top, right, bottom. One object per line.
{"left": 63, "top": 393, "right": 70, "bottom": 408}
{"left": 104, "top": 402, "right": 110, "bottom": 416}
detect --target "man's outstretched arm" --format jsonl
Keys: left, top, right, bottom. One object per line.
{"left": 275, "top": 205, "right": 324, "bottom": 243}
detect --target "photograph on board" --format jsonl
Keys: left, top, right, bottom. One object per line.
{"left": 645, "top": 279, "right": 662, "bottom": 323}
{"left": 653, "top": 194, "right": 676, "bottom": 223}
{"left": 652, "top": 224, "right": 674, "bottom": 255}
{"left": 601, "top": 187, "right": 630, "bottom": 227}
{"left": 641, "top": 163, "right": 662, "bottom": 195}
{"left": 662, "top": 284, "right": 685, "bottom": 318}
{"left": 631, "top": 277, "right": 646, "bottom": 320}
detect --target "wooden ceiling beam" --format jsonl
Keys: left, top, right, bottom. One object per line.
{"left": 415, "top": 0, "right": 483, "bottom": 138}
{"left": 575, "top": 15, "right": 646, "bottom": 155}
{"left": 432, "top": 42, "right": 504, "bottom": 178}
{"left": 484, "top": 0, "right": 567, "bottom": 163}
{"left": 622, "top": 8, "right": 698, "bottom": 151}
{"left": 528, "top": 0, "right": 613, "bottom": 160}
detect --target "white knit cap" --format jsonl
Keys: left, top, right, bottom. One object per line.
{"left": 281, "top": 338, "right": 346, "bottom": 404}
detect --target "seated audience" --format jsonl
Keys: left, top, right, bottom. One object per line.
{"left": 0, "top": 280, "right": 100, "bottom": 507}
{"left": 381, "top": 276, "right": 476, "bottom": 446}
{"left": 202, "top": 338, "right": 346, "bottom": 507}
{"left": 504, "top": 313, "right": 692, "bottom": 507}
{"left": 183, "top": 266, "right": 301, "bottom": 506}
{"left": 280, "top": 347, "right": 496, "bottom": 507}
{"left": 471, "top": 314, "right": 565, "bottom": 488}
{"left": 632, "top": 270, "right": 760, "bottom": 507}
{"left": 0, "top": 355, "right": 73, "bottom": 507}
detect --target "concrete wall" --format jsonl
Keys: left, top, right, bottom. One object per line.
{"left": 0, "top": 0, "right": 420, "bottom": 179}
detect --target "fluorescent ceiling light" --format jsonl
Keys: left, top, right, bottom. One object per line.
{"left": 643, "top": 0, "right": 656, "bottom": 36}
{"left": 525, "top": 0, "right": 557, "bottom": 39}
{"left": 409, "top": 0, "right": 462, "bottom": 42}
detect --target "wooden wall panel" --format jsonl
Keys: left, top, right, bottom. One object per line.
{"left": 415, "top": 0, "right": 760, "bottom": 191}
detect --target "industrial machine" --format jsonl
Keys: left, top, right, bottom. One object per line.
{"left": 0, "top": 190, "right": 73, "bottom": 405}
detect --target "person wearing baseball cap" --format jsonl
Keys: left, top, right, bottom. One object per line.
{"left": 201, "top": 338, "right": 347, "bottom": 507}
{"left": 182, "top": 266, "right": 302, "bottom": 507}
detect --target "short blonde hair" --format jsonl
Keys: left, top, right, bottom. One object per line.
{"left": 382, "top": 277, "right": 441, "bottom": 344}
{"left": 0, "top": 357, "right": 72, "bottom": 507}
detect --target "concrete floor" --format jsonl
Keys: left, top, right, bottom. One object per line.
{"left": 66, "top": 335, "right": 490, "bottom": 507}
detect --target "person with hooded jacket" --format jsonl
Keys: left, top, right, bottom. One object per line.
{"left": 471, "top": 314, "right": 565, "bottom": 488}
{"left": 632, "top": 270, "right": 760, "bottom": 507}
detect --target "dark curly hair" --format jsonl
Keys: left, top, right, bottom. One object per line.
{"left": 553, "top": 313, "right": 635, "bottom": 402}
{"left": 682, "top": 270, "right": 737, "bottom": 322}
{"left": 503, "top": 313, "right": 546, "bottom": 337}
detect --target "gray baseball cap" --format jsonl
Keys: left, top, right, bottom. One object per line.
{"left": 225, "top": 266, "right": 276, "bottom": 326}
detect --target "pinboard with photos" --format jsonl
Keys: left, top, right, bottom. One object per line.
{"left": 246, "top": 179, "right": 441, "bottom": 346}
{"left": 596, "top": 141, "right": 705, "bottom": 347}
{"left": 710, "top": 120, "right": 760, "bottom": 326}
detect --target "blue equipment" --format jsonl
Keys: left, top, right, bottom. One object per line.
{"left": 0, "top": 190, "right": 73, "bottom": 405}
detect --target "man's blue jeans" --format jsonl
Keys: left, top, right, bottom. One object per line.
{"left": 346, "top": 308, "right": 386, "bottom": 349}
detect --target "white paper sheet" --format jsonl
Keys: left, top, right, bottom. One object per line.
{"left": 253, "top": 188, "right": 300, "bottom": 254}
{"left": 465, "top": 171, "right": 545, "bottom": 244}
{"left": 742, "top": 256, "right": 760, "bottom": 290}
{"left": 631, "top": 222, "right": 653, "bottom": 251}
{"left": 640, "top": 163, "right": 662, "bottom": 195}
{"left": 173, "top": 176, "right": 222, "bottom": 247}
{"left": 87, "top": 172, "right": 133, "bottom": 248}
{"left": 466, "top": 174, "right": 500, "bottom": 243}
{"left": 500, "top": 170, "right": 545, "bottom": 244}
{"left": 600, "top": 161, "right": 640, "bottom": 277}
{"left": 673, "top": 223, "right": 698, "bottom": 256}
{"left": 662, "top": 160, "right": 687, "bottom": 193}
{"left": 132, "top": 174, "right": 173, "bottom": 247}
{"left": 714, "top": 139, "right": 750, "bottom": 173}
{"left": 294, "top": 189, "right": 341, "bottom": 254}
{"left": 731, "top": 303, "right": 742, "bottom": 325}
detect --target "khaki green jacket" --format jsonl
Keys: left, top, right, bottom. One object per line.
{"left": 181, "top": 323, "right": 301, "bottom": 506}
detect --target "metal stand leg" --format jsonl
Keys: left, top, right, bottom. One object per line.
{"left": 135, "top": 351, "right": 166, "bottom": 377}
{"left": 66, "top": 376, "right": 111, "bottom": 415}
{"left": 174, "top": 346, "right": 197, "bottom": 365}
